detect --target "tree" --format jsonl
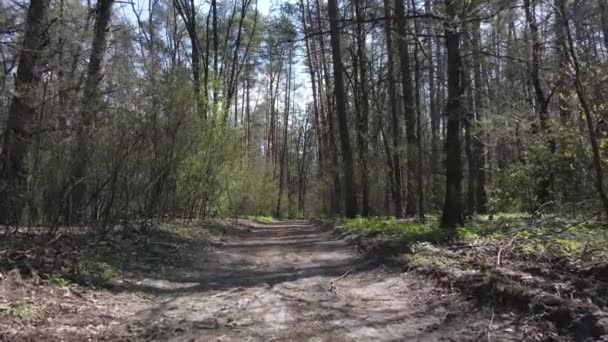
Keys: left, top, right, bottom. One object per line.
{"left": 354, "top": 0, "right": 370, "bottom": 217}
{"left": 327, "top": 0, "right": 357, "bottom": 217}
{"left": 66, "top": 0, "right": 115, "bottom": 222}
{"left": 384, "top": 0, "right": 404, "bottom": 218}
{"left": 0, "top": 0, "right": 50, "bottom": 223}
{"left": 395, "top": 0, "right": 417, "bottom": 216}
{"left": 440, "top": 0, "right": 464, "bottom": 229}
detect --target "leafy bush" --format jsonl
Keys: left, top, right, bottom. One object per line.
{"left": 74, "top": 256, "right": 116, "bottom": 285}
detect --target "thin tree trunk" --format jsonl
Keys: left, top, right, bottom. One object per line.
{"left": 384, "top": 0, "right": 404, "bottom": 218}
{"left": 472, "top": 18, "right": 487, "bottom": 213}
{"left": 440, "top": 0, "right": 464, "bottom": 229}
{"left": 327, "top": 0, "right": 358, "bottom": 218}
{"left": 299, "top": 0, "right": 324, "bottom": 174}
{"left": 276, "top": 48, "right": 292, "bottom": 217}
{"left": 355, "top": 0, "right": 370, "bottom": 217}
{"left": 395, "top": 0, "right": 417, "bottom": 216}
{"left": 425, "top": 0, "right": 439, "bottom": 210}
{"left": 555, "top": 0, "right": 570, "bottom": 122}
{"left": 212, "top": 0, "right": 219, "bottom": 111}
{"left": 315, "top": 0, "right": 341, "bottom": 215}
{"left": 409, "top": 0, "right": 425, "bottom": 220}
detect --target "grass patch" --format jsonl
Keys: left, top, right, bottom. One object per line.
{"left": 0, "top": 302, "right": 37, "bottom": 319}
{"left": 337, "top": 217, "right": 449, "bottom": 243}
{"left": 247, "top": 216, "right": 277, "bottom": 224}
{"left": 338, "top": 215, "right": 608, "bottom": 264}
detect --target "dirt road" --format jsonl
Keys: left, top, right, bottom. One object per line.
{"left": 106, "top": 220, "right": 551, "bottom": 341}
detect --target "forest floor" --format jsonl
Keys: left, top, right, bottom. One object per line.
{"left": 0, "top": 219, "right": 565, "bottom": 341}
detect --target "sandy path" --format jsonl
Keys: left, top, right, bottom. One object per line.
{"left": 117, "top": 220, "right": 546, "bottom": 341}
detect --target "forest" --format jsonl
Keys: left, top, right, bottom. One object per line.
{"left": 1, "top": 0, "right": 608, "bottom": 340}
{"left": 2, "top": 0, "right": 608, "bottom": 227}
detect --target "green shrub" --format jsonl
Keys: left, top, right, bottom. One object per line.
{"left": 75, "top": 256, "right": 116, "bottom": 285}
{"left": 0, "top": 302, "right": 37, "bottom": 319}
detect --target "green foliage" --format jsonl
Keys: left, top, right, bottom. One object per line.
{"left": 488, "top": 120, "right": 595, "bottom": 213}
{"left": 228, "top": 160, "right": 276, "bottom": 216}
{"left": 337, "top": 217, "right": 447, "bottom": 243}
{"left": 0, "top": 302, "right": 37, "bottom": 319}
{"left": 74, "top": 255, "right": 117, "bottom": 285}
{"left": 177, "top": 120, "right": 243, "bottom": 218}
{"left": 247, "top": 215, "right": 276, "bottom": 223}
{"left": 339, "top": 214, "right": 608, "bottom": 265}
{"left": 47, "top": 272, "right": 72, "bottom": 288}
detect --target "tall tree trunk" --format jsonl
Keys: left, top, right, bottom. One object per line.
{"left": 299, "top": 0, "right": 324, "bottom": 176}
{"left": 410, "top": 0, "right": 425, "bottom": 221}
{"left": 68, "top": 0, "right": 115, "bottom": 222}
{"left": 276, "top": 48, "right": 292, "bottom": 217}
{"left": 463, "top": 24, "right": 475, "bottom": 216}
{"left": 315, "top": 0, "right": 342, "bottom": 215}
{"left": 472, "top": 18, "right": 487, "bottom": 213}
{"left": 355, "top": 0, "right": 370, "bottom": 217}
{"left": 524, "top": 0, "right": 553, "bottom": 209}
{"left": 384, "top": 0, "right": 404, "bottom": 218}
{"left": 465, "top": 67, "right": 475, "bottom": 216}
{"left": 212, "top": 0, "right": 219, "bottom": 111}
{"left": 395, "top": 0, "right": 417, "bottom": 216}
{"left": 440, "top": 0, "right": 464, "bottom": 229}
{"left": 327, "top": 0, "right": 358, "bottom": 218}
{"left": 0, "top": 0, "right": 50, "bottom": 224}
{"left": 555, "top": 0, "right": 570, "bottom": 122}
{"left": 425, "top": 0, "right": 439, "bottom": 209}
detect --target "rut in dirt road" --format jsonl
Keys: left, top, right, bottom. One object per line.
{"left": 123, "top": 220, "right": 543, "bottom": 341}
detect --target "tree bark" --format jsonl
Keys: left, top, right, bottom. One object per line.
{"left": 384, "top": 0, "right": 404, "bottom": 218}
{"left": 299, "top": 0, "right": 324, "bottom": 176}
{"left": 316, "top": 0, "right": 342, "bottom": 215}
{"left": 276, "top": 48, "right": 292, "bottom": 217}
{"left": 425, "top": 0, "right": 440, "bottom": 210}
{"left": 440, "top": 0, "right": 464, "bottom": 229}
{"left": 327, "top": 0, "right": 358, "bottom": 218}
{"left": 355, "top": 0, "right": 370, "bottom": 217}
{"left": 0, "top": 0, "right": 50, "bottom": 224}
{"left": 410, "top": 0, "right": 425, "bottom": 221}
{"left": 395, "top": 0, "right": 417, "bottom": 216}
{"left": 472, "top": 18, "right": 487, "bottom": 214}
{"left": 554, "top": 0, "right": 570, "bottom": 122}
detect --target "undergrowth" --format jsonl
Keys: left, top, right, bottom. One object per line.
{"left": 337, "top": 214, "right": 608, "bottom": 264}
{"left": 247, "top": 215, "right": 277, "bottom": 223}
